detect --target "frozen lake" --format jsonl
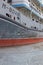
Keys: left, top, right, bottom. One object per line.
{"left": 0, "top": 42, "right": 43, "bottom": 65}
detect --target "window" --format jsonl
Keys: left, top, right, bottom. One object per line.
{"left": 6, "top": 13, "right": 9, "bottom": 17}
{"left": 32, "top": 19, "right": 34, "bottom": 21}
{"left": 28, "top": 0, "right": 30, "bottom": 2}
{"left": 7, "top": 0, "right": 12, "bottom": 3}
{"left": 14, "top": 17, "right": 15, "bottom": 20}
{"left": 17, "top": 17, "right": 20, "bottom": 20}
{"left": 6, "top": 13, "right": 11, "bottom": 18}
{"left": 34, "top": 27, "right": 36, "bottom": 29}
{"left": 3, "top": 0, "right": 5, "bottom": 1}
{"left": 36, "top": 20, "right": 38, "bottom": 22}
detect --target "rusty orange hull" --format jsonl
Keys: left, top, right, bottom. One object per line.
{"left": 0, "top": 38, "right": 43, "bottom": 46}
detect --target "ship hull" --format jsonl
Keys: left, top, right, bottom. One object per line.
{"left": 0, "top": 16, "right": 43, "bottom": 46}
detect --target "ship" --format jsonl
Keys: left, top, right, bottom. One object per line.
{"left": 0, "top": 0, "right": 43, "bottom": 46}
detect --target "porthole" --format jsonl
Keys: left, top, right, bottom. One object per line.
{"left": 3, "top": 0, "right": 5, "bottom": 1}
{"left": 6, "top": 13, "right": 11, "bottom": 18}
{"left": 6, "top": 13, "right": 9, "bottom": 17}
{"left": 17, "top": 17, "right": 20, "bottom": 20}
{"left": 7, "top": 0, "right": 12, "bottom": 3}
{"left": 14, "top": 17, "right": 15, "bottom": 20}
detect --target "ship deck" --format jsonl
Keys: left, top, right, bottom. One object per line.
{"left": 0, "top": 42, "right": 43, "bottom": 65}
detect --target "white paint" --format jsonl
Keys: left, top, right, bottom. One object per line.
{"left": 0, "top": 0, "right": 43, "bottom": 31}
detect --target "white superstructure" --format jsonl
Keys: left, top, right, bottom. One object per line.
{"left": 9, "top": 0, "right": 43, "bottom": 18}
{"left": 0, "top": 0, "right": 43, "bottom": 30}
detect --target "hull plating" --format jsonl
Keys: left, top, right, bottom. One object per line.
{"left": 0, "top": 18, "right": 38, "bottom": 39}
{"left": 0, "top": 17, "right": 43, "bottom": 46}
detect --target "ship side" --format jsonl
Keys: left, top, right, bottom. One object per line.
{"left": 0, "top": 0, "right": 43, "bottom": 46}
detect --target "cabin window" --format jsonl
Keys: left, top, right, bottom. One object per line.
{"left": 6, "top": 13, "right": 11, "bottom": 18}
{"left": 25, "top": 23, "right": 26, "bottom": 25}
{"left": 36, "top": 20, "right": 38, "bottom": 22}
{"left": 7, "top": 0, "right": 12, "bottom": 3}
{"left": 17, "top": 17, "right": 20, "bottom": 20}
{"left": 6, "top": 13, "right": 9, "bottom": 17}
{"left": 14, "top": 17, "right": 15, "bottom": 20}
{"left": 34, "top": 27, "right": 36, "bottom": 29}
{"left": 32, "top": 19, "right": 34, "bottom": 21}
{"left": 3, "top": 0, "right": 5, "bottom": 1}
{"left": 28, "top": 0, "right": 30, "bottom": 2}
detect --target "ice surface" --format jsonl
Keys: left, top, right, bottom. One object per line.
{"left": 0, "top": 42, "right": 43, "bottom": 65}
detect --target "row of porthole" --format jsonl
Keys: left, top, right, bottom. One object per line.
{"left": 6, "top": 13, "right": 27, "bottom": 28}
{"left": 32, "top": 19, "right": 39, "bottom": 23}
{"left": 6, "top": 13, "right": 20, "bottom": 21}
{"left": 6, "top": 13, "right": 38, "bottom": 29}
{"left": 6, "top": 13, "right": 40, "bottom": 30}
{"left": 5, "top": 13, "right": 43, "bottom": 31}
{"left": 6, "top": 13, "right": 41, "bottom": 30}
